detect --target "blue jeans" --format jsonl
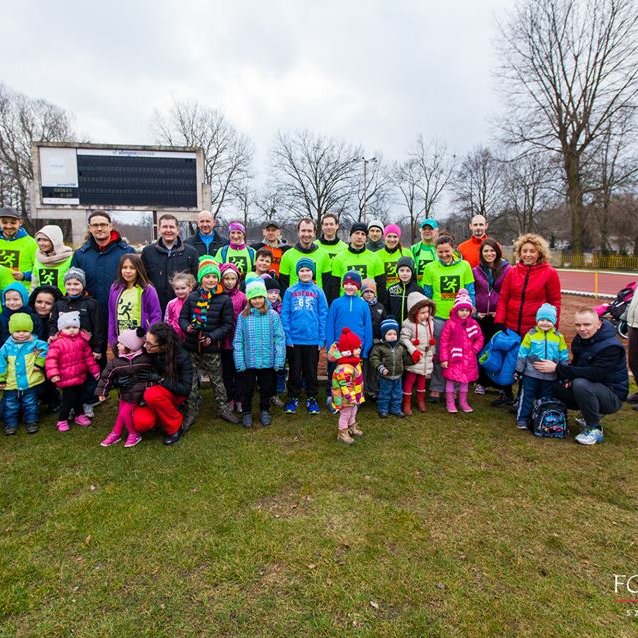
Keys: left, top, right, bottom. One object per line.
{"left": 3, "top": 387, "right": 39, "bottom": 426}
{"left": 378, "top": 377, "right": 403, "bottom": 415}
{"left": 517, "top": 375, "right": 554, "bottom": 424}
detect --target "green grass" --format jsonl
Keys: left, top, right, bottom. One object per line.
{"left": 1, "top": 392, "right": 637, "bottom": 637}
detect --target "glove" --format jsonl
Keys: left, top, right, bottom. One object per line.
{"left": 411, "top": 350, "right": 423, "bottom": 363}
{"left": 137, "top": 369, "right": 162, "bottom": 382}
{"left": 117, "top": 375, "right": 135, "bottom": 390}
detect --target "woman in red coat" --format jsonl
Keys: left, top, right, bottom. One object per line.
{"left": 492, "top": 233, "right": 561, "bottom": 406}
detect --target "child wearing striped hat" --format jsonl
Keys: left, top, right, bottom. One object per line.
{"left": 232, "top": 275, "right": 286, "bottom": 427}
{"left": 438, "top": 289, "right": 484, "bottom": 414}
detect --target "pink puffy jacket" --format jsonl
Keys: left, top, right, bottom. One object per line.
{"left": 45, "top": 331, "right": 100, "bottom": 388}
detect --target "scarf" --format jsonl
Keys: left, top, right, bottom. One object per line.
{"left": 229, "top": 241, "right": 246, "bottom": 250}
{"left": 364, "top": 295, "right": 378, "bottom": 306}
{"left": 36, "top": 245, "right": 73, "bottom": 265}
{"left": 191, "top": 285, "right": 221, "bottom": 329}
{"left": 448, "top": 313, "right": 481, "bottom": 361}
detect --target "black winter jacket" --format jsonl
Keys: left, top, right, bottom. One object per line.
{"left": 178, "top": 288, "right": 234, "bottom": 354}
{"left": 184, "top": 231, "right": 229, "bottom": 257}
{"left": 50, "top": 294, "right": 105, "bottom": 353}
{"left": 150, "top": 345, "right": 193, "bottom": 397}
{"left": 141, "top": 238, "right": 199, "bottom": 312}
{"left": 96, "top": 351, "right": 153, "bottom": 403}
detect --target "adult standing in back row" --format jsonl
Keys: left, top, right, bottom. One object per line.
{"left": 141, "top": 214, "right": 199, "bottom": 313}
{"left": 458, "top": 214, "right": 490, "bottom": 267}
{"left": 184, "top": 210, "right": 229, "bottom": 257}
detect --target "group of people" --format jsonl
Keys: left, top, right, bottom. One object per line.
{"left": 0, "top": 205, "right": 629, "bottom": 447}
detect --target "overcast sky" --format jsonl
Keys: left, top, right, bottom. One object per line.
{"left": 4, "top": 1, "right": 513, "bottom": 185}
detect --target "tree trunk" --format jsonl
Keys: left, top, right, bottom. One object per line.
{"left": 564, "top": 152, "right": 584, "bottom": 253}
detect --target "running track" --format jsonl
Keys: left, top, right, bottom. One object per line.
{"left": 559, "top": 269, "right": 637, "bottom": 298}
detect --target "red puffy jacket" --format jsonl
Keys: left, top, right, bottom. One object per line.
{"left": 45, "top": 331, "right": 100, "bottom": 388}
{"left": 495, "top": 261, "right": 561, "bottom": 336}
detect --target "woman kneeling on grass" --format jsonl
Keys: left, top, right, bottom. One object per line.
{"left": 131, "top": 323, "right": 193, "bottom": 446}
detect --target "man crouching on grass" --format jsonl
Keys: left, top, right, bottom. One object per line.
{"left": 533, "top": 308, "right": 628, "bottom": 446}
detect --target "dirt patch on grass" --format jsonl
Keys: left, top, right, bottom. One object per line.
{"left": 254, "top": 488, "right": 313, "bottom": 520}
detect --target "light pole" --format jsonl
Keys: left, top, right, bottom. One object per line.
{"left": 360, "top": 156, "right": 377, "bottom": 221}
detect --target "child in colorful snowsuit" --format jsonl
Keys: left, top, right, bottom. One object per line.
{"left": 45, "top": 311, "right": 101, "bottom": 432}
{"left": 97, "top": 327, "right": 154, "bottom": 448}
{"left": 515, "top": 303, "right": 568, "bottom": 429}
{"left": 369, "top": 318, "right": 412, "bottom": 418}
{"left": 439, "top": 289, "right": 484, "bottom": 413}
{"left": 0, "top": 313, "right": 49, "bottom": 435}
{"left": 330, "top": 327, "right": 365, "bottom": 445}
{"left": 233, "top": 277, "right": 286, "bottom": 427}
{"left": 399, "top": 292, "right": 437, "bottom": 415}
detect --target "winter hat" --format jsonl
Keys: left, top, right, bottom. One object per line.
{"left": 8, "top": 312, "right": 33, "bottom": 334}
{"left": 453, "top": 288, "right": 473, "bottom": 312}
{"left": 420, "top": 218, "right": 439, "bottom": 229}
{"left": 337, "top": 327, "right": 362, "bottom": 355}
{"left": 536, "top": 303, "right": 557, "bottom": 324}
{"left": 350, "top": 222, "right": 368, "bottom": 235}
{"left": 57, "top": 310, "right": 80, "bottom": 331}
{"left": 296, "top": 257, "right": 316, "bottom": 276}
{"left": 383, "top": 224, "right": 401, "bottom": 239}
{"left": 198, "top": 257, "right": 221, "bottom": 282}
{"left": 35, "top": 225, "right": 64, "bottom": 251}
{"left": 396, "top": 255, "right": 415, "bottom": 274}
{"left": 246, "top": 276, "right": 268, "bottom": 301}
{"left": 360, "top": 278, "right": 377, "bottom": 295}
{"left": 368, "top": 219, "right": 384, "bottom": 232}
{"left": 64, "top": 267, "right": 86, "bottom": 289}
{"left": 262, "top": 275, "right": 280, "bottom": 292}
{"left": 228, "top": 221, "right": 246, "bottom": 235}
{"left": 380, "top": 318, "right": 399, "bottom": 339}
{"left": 220, "top": 262, "right": 240, "bottom": 278}
{"left": 342, "top": 270, "right": 362, "bottom": 290}
{"left": 118, "top": 326, "right": 145, "bottom": 351}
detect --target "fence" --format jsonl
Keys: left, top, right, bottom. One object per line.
{"left": 559, "top": 253, "right": 638, "bottom": 271}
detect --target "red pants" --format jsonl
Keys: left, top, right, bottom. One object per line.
{"left": 132, "top": 385, "right": 186, "bottom": 435}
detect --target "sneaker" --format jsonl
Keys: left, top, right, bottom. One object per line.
{"left": 326, "top": 396, "right": 337, "bottom": 414}
{"left": 516, "top": 421, "right": 529, "bottom": 430}
{"left": 391, "top": 411, "right": 405, "bottom": 418}
{"left": 284, "top": 398, "right": 299, "bottom": 414}
{"left": 74, "top": 414, "right": 92, "bottom": 427}
{"left": 83, "top": 403, "right": 95, "bottom": 419}
{"left": 270, "top": 395, "right": 284, "bottom": 408}
{"left": 220, "top": 405, "right": 240, "bottom": 425}
{"left": 163, "top": 427, "right": 183, "bottom": 445}
{"left": 378, "top": 412, "right": 389, "bottom": 418}
{"left": 474, "top": 384, "right": 486, "bottom": 395}
{"left": 242, "top": 413, "right": 253, "bottom": 428}
{"left": 100, "top": 431, "right": 122, "bottom": 447}
{"left": 260, "top": 410, "right": 272, "bottom": 426}
{"left": 349, "top": 423, "right": 363, "bottom": 437}
{"left": 4, "top": 425, "right": 17, "bottom": 436}
{"left": 575, "top": 427, "right": 604, "bottom": 445}
{"left": 307, "top": 397, "right": 320, "bottom": 415}
{"left": 337, "top": 430, "right": 355, "bottom": 445}
{"left": 25, "top": 422, "right": 39, "bottom": 435}
{"left": 124, "top": 432, "right": 142, "bottom": 448}
{"left": 56, "top": 420, "right": 70, "bottom": 432}
{"left": 575, "top": 417, "right": 587, "bottom": 429}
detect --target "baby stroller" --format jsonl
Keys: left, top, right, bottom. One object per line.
{"left": 594, "top": 281, "right": 636, "bottom": 339}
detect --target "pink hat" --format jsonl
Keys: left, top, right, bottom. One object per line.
{"left": 384, "top": 224, "right": 402, "bottom": 239}
{"left": 453, "top": 288, "right": 473, "bottom": 311}
{"left": 228, "top": 221, "right": 245, "bottom": 235}
{"left": 118, "top": 327, "right": 145, "bottom": 351}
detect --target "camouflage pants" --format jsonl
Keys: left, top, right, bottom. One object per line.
{"left": 188, "top": 352, "right": 228, "bottom": 416}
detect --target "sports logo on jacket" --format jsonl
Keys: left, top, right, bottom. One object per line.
{"left": 0, "top": 249, "right": 19, "bottom": 269}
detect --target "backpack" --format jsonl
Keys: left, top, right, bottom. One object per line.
{"left": 531, "top": 398, "right": 568, "bottom": 439}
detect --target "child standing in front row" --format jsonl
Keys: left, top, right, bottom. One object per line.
{"left": 330, "top": 327, "right": 365, "bottom": 445}
{"left": 515, "top": 303, "right": 568, "bottom": 430}
{"left": 439, "top": 289, "right": 484, "bottom": 414}
{"left": 264, "top": 275, "right": 286, "bottom": 407}
{"left": 164, "top": 271, "right": 197, "bottom": 342}
{"left": 97, "top": 327, "right": 154, "bottom": 448}
{"left": 233, "top": 277, "right": 285, "bottom": 428}
{"left": 399, "top": 292, "right": 437, "bottom": 415}
{"left": 46, "top": 311, "right": 101, "bottom": 432}
{"left": 0, "top": 313, "right": 49, "bottom": 435}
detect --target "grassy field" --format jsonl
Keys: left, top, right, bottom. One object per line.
{"left": 1, "top": 390, "right": 637, "bottom": 637}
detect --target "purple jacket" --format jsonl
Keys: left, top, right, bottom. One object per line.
{"left": 472, "top": 260, "right": 511, "bottom": 315}
{"left": 107, "top": 283, "right": 162, "bottom": 346}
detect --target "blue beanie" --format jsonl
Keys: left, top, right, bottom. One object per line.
{"left": 536, "top": 303, "right": 557, "bottom": 324}
{"left": 296, "top": 257, "right": 316, "bottom": 276}
{"left": 380, "top": 318, "right": 399, "bottom": 339}
{"left": 342, "top": 270, "right": 362, "bottom": 289}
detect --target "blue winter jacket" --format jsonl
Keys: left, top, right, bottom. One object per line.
{"left": 326, "top": 293, "right": 374, "bottom": 359}
{"left": 0, "top": 335, "right": 49, "bottom": 390}
{"left": 281, "top": 281, "right": 329, "bottom": 347}
{"left": 479, "top": 328, "right": 521, "bottom": 386}
{"left": 233, "top": 305, "right": 286, "bottom": 371}
{"left": 70, "top": 232, "right": 135, "bottom": 314}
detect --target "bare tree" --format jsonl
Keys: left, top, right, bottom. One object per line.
{"left": 452, "top": 146, "right": 506, "bottom": 220}
{"left": 269, "top": 130, "right": 360, "bottom": 228}
{"left": 0, "top": 84, "right": 75, "bottom": 218}
{"left": 151, "top": 99, "right": 254, "bottom": 219}
{"left": 255, "top": 188, "right": 285, "bottom": 225}
{"left": 496, "top": 0, "right": 638, "bottom": 253}
{"left": 351, "top": 156, "right": 394, "bottom": 224}
{"left": 230, "top": 176, "right": 257, "bottom": 232}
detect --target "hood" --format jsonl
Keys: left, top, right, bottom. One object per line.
{"left": 406, "top": 291, "right": 436, "bottom": 319}
{"left": 0, "top": 227, "right": 28, "bottom": 241}
{"left": 2, "top": 282, "right": 29, "bottom": 308}
{"left": 28, "top": 285, "right": 63, "bottom": 309}
{"left": 35, "top": 224, "right": 73, "bottom": 262}
{"left": 492, "top": 328, "right": 522, "bottom": 351}
{"left": 89, "top": 230, "right": 125, "bottom": 252}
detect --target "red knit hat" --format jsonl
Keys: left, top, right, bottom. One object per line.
{"left": 337, "top": 327, "right": 362, "bottom": 357}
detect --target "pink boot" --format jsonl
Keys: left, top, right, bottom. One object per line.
{"left": 74, "top": 414, "right": 92, "bottom": 427}
{"left": 445, "top": 392, "right": 458, "bottom": 414}
{"left": 459, "top": 390, "right": 474, "bottom": 413}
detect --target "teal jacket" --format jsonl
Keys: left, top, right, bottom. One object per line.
{"left": 516, "top": 327, "right": 569, "bottom": 381}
